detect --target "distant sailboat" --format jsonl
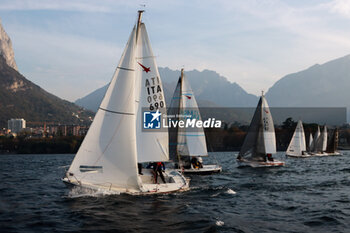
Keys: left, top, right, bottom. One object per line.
{"left": 311, "top": 125, "right": 320, "bottom": 152}
{"left": 286, "top": 120, "right": 310, "bottom": 158}
{"left": 312, "top": 125, "right": 328, "bottom": 156}
{"left": 325, "top": 128, "right": 341, "bottom": 156}
{"left": 63, "top": 11, "right": 189, "bottom": 194}
{"left": 237, "top": 92, "right": 285, "bottom": 167}
{"left": 168, "top": 69, "right": 222, "bottom": 174}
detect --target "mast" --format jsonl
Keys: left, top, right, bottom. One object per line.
{"left": 176, "top": 69, "right": 184, "bottom": 167}
{"left": 136, "top": 10, "right": 144, "bottom": 41}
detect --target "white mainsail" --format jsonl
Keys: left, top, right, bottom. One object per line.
{"left": 260, "top": 96, "right": 276, "bottom": 154}
{"left": 286, "top": 120, "right": 306, "bottom": 156}
{"left": 168, "top": 78, "right": 182, "bottom": 162}
{"left": 321, "top": 126, "right": 328, "bottom": 152}
{"left": 177, "top": 69, "right": 208, "bottom": 157}
{"left": 311, "top": 126, "right": 320, "bottom": 152}
{"left": 308, "top": 133, "right": 313, "bottom": 152}
{"left": 314, "top": 125, "right": 327, "bottom": 153}
{"left": 135, "top": 22, "right": 168, "bottom": 163}
{"left": 67, "top": 26, "right": 140, "bottom": 191}
{"left": 238, "top": 94, "right": 276, "bottom": 161}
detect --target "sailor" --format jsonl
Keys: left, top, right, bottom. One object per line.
{"left": 267, "top": 153, "right": 274, "bottom": 161}
{"left": 191, "top": 157, "right": 199, "bottom": 169}
{"left": 153, "top": 162, "right": 166, "bottom": 184}
{"left": 138, "top": 163, "right": 143, "bottom": 175}
{"left": 197, "top": 157, "right": 203, "bottom": 168}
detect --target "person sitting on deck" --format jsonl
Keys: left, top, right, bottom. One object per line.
{"left": 267, "top": 153, "right": 274, "bottom": 161}
{"left": 197, "top": 157, "right": 203, "bottom": 168}
{"left": 191, "top": 157, "right": 202, "bottom": 169}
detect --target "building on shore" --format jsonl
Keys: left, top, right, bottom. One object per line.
{"left": 8, "top": 118, "right": 26, "bottom": 133}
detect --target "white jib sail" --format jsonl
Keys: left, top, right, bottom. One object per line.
{"left": 286, "top": 120, "right": 306, "bottom": 155}
{"left": 260, "top": 95, "right": 276, "bottom": 154}
{"left": 67, "top": 26, "right": 140, "bottom": 191}
{"left": 321, "top": 126, "right": 328, "bottom": 152}
{"left": 177, "top": 70, "right": 208, "bottom": 157}
{"left": 308, "top": 133, "right": 313, "bottom": 151}
{"left": 135, "top": 23, "right": 169, "bottom": 163}
{"left": 312, "top": 126, "right": 321, "bottom": 152}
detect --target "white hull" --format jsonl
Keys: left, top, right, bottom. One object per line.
{"left": 63, "top": 169, "right": 189, "bottom": 195}
{"left": 310, "top": 151, "right": 342, "bottom": 157}
{"left": 237, "top": 159, "right": 285, "bottom": 168}
{"left": 177, "top": 164, "right": 222, "bottom": 174}
{"left": 286, "top": 153, "right": 312, "bottom": 158}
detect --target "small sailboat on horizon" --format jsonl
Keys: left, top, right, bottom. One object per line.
{"left": 168, "top": 69, "right": 222, "bottom": 174}
{"left": 63, "top": 11, "right": 189, "bottom": 195}
{"left": 312, "top": 126, "right": 341, "bottom": 156}
{"left": 237, "top": 92, "right": 285, "bottom": 167}
{"left": 286, "top": 120, "right": 310, "bottom": 158}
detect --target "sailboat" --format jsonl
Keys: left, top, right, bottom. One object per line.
{"left": 325, "top": 128, "right": 341, "bottom": 156}
{"left": 286, "top": 120, "right": 310, "bottom": 158}
{"left": 62, "top": 11, "right": 189, "bottom": 195}
{"left": 237, "top": 92, "right": 285, "bottom": 167}
{"left": 310, "top": 125, "right": 320, "bottom": 153}
{"left": 168, "top": 69, "right": 222, "bottom": 174}
{"left": 312, "top": 125, "right": 328, "bottom": 156}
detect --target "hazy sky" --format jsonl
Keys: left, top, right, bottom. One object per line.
{"left": 1, "top": 0, "right": 350, "bottom": 101}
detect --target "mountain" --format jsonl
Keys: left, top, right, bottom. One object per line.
{"left": 0, "top": 20, "right": 17, "bottom": 71}
{"left": 266, "top": 54, "right": 350, "bottom": 123}
{"left": 75, "top": 67, "right": 258, "bottom": 112}
{"left": 0, "top": 22, "right": 94, "bottom": 128}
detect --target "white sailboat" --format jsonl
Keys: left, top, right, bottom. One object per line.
{"left": 310, "top": 125, "right": 320, "bottom": 152}
{"left": 325, "top": 128, "right": 341, "bottom": 156}
{"left": 63, "top": 11, "right": 189, "bottom": 195}
{"left": 286, "top": 120, "right": 310, "bottom": 158}
{"left": 312, "top": 125, "right": 328, "bottom": 156}
{"left": 168, "top": 69, "right": 222, "bottom": 174}
{"left": 237, "top": 92, "right": 285, "bottom": 167}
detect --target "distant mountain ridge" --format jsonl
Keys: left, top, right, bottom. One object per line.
{"left": 75, "top": 67, "right": 259, "bottom": 112}
{"left": 0, "top": 21, "right": 94, "bottom": 128}
{"left": 266, "top": 54, "right": 350, "bottom": 122}
{"left": 76, "top": 54, "right": 350, "bottom": 124}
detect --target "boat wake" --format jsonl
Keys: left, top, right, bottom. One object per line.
{"left": 66, "top": 186, "right": 120, "bottom": 198}
{"left": 226, "top": 188, "right": 237, "bottom": 195}
{"left": 216, "top": 220, "right": 224, "bottom": 226}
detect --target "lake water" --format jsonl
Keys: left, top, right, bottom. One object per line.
{"left": 1, "top": 152, "right": 350, "bottom": 232}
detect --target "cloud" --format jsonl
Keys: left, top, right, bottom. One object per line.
{"left": 327, "top": 0, "right": 350, "bottom": 18}
{"left": 0, "top": 0, "right": 112, "bottom": 12}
